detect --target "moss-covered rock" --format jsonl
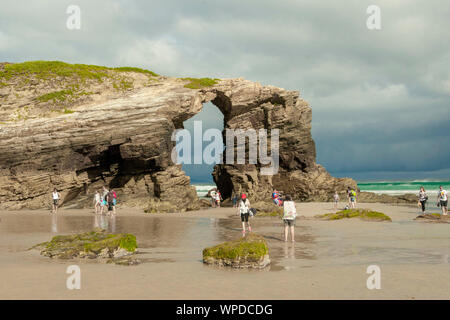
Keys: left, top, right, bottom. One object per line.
{"left": 315, "top": 209, "right": 392, "bottom": 222}
{"left": 414, "top": 213, "right": 450, "bottom": 223}
{"left": 31, "top": 228, "right": 139, "bottom": 265}
{"left": 203, "top": 233, "right": 270, "bottom": 269}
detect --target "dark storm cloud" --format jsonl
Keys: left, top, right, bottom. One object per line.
{"left": 0, "top": 0, "right": 449, "bottom": 179}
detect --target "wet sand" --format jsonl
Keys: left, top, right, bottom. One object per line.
{"left": 0, "top": 202, "right": 449, "bottom": 300}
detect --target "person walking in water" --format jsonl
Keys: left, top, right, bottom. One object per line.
{"left": 51, "top": 188, "right": 61, "bottom": 214}
{"left": 418, "top": 186, "right": 428, "bottom": 213}
{"left": 110, "top": 189, "right": 117, "bottom": 214}
{"left": 333, "top": 191, "right": 339, "bottom": 210}
{"left": 93, "top": 190, "right": 102, "bottom": 214}
{"left": 437, "top": 186, "right": 448, "bottom": 216}
{"left": 282, "top": 195, "right": 297, "bottom": 242}
{"left": 238, "top": 193, "right": 251, "bottom": 236}
{"left": 101, "top": 186, "right": 109, "bottom": 215}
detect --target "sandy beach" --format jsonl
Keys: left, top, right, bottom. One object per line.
{"left": 1, "top": 201, "right": 449, "bottom": 300}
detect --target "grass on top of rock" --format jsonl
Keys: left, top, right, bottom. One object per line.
{"left": 181, "top": 77, "right": 219, "bottom": 89}
{"left": 31, "top": 229, "right": 138, "bottom": 259}
{"left": 202, "top": 233, "right": 268, "bottom": 262}
{"left": 315, "top": 209, "right": 392, "bottom": 222}
{"left": 0, "top": 61, "right": 158, "bottom": 81}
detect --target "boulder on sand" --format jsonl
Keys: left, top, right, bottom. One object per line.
{"left": 315, "top": 209, "right": 392, "bottom": 222}
{"left": 202, "top": 233, "right": 270, "bottom": 269}
{"left": 31, "top": 228, "right": 139, "bottom": 265}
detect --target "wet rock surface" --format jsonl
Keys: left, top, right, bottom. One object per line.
{"left": 315, "top": 209, "right": 392, "bottom": 222}
{"left": 203, "top": 233, "right": 270, "bottom": 269}
{"left": 414, "top": 214, "right": 450, "bottom": 223}
{"left": 31, "top": 228, "right": 140, "bottom": 265}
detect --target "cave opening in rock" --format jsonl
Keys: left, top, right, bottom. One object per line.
{"left": 181, "top": 102, "right": 224, "bottom": 199}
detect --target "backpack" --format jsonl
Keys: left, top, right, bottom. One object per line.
{"left": 113, "top": 191, "right": 117, "bottom": 199}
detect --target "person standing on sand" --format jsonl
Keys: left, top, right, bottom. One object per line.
{"left": 349, "top": 188, "right": 357, "bottom": 208}
{"left": 418, "top": 186, "right": 428, "bottom": 213}
{"left": 210, "top": 189, "right": 217, "bottom": 208}
{"left": 93, "top": 190, "right": 102, "bottom": 214}
{"left": 51, "top": 188, "right": 61, "bottom": 214}
{"left": 282, "top": 195, "right": 297, "bottom": 242}
{"left": 238, "top": 194, "right": 251, "bottom": 236}
{"left": 215, "top": 191, "right": 222, "bottom": 208}
{"left": 232, "top": 192, "right": 238, "bottom": 208}
{"left": 333, "top": 191, "right": 339, "bottom": 210}
{"left": 437, "top": 186, "right": 448, "bottom": 216}
{"left": 106, "top": 190, "right": 115, "bottom": 216}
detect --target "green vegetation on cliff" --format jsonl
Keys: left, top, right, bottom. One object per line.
{"left": 316, "top": 209, "right": 392, "bottom": 221}
{"left": 181, "top": 77, "right": 219, "bottom": 89}
{"left": 0, "top": 61, "right": 158, "bottom": 81}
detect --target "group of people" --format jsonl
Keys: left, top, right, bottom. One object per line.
{"left": 237, "top": 192, "right": 297, "bottom": 242}
{"left": 50, "top": 186, "right": 118, "bottom": 215}
{"left": 417, "top": 185, "right": 448, "bottom": 215}
{"left": 93, "top": 186, "right": 118, "bottom": 215}
{"left": 210, "top": 189, "right": 223, "bottom": 208}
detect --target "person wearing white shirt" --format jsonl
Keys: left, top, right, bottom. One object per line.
{"left": 282, "top": 195, "right": 297, "bottom": 242}
{"left": 437, "top": 186, "right": 448, "bottom": 216}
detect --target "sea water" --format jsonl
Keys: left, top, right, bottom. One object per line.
{"left": 357, "top": 180, "right": 450, "bottom": 196}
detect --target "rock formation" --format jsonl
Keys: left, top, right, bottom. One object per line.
{"left": 0, "top": 61, "right": 356, "bottom": 210}
{"left": 30, "top": 229, "right": 140, "bottom": 265}
{"left": 202, "top": 233, "right": 270, "bottom": 269}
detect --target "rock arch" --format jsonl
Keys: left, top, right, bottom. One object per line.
{"left": 0, "top": 77, "right": 356, "bottom": 210}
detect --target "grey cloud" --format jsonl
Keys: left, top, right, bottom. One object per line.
{"left": 0, "top": 0, "right": 449, "bottom": 181}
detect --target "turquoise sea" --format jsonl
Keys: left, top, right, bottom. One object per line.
{"left": 357, "top": 180, "right": 450, "bottom": 195}
{"left": 193, "top": 181, "right": 450, "bottom": 197}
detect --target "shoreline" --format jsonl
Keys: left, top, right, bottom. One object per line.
{"left": 1, "top": 201, "right": 449, "bottom": 300}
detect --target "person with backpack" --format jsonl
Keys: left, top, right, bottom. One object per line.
{"left": 238, "top": 193, "right": 251, "bottom": 236}
{"left": 282, "top": 195, "right": 297, "bottom": 242}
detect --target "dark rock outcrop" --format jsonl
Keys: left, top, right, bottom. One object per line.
{"left": 0, "top": 61, "right": 356, "bottom": 210}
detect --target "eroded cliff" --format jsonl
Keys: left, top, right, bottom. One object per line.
{"left": 0, "top": 61, "right": 356, "bottom": 210}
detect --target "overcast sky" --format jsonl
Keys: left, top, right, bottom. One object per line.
{"left": 1, "top": 0, "right": 449, "bottom": 181}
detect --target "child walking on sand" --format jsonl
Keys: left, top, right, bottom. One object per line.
{"left": 333, "top": 191, "right": 339, "bottom": 209}
{"left": 238, "top": 194, "right": 251, "bottom": 236}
